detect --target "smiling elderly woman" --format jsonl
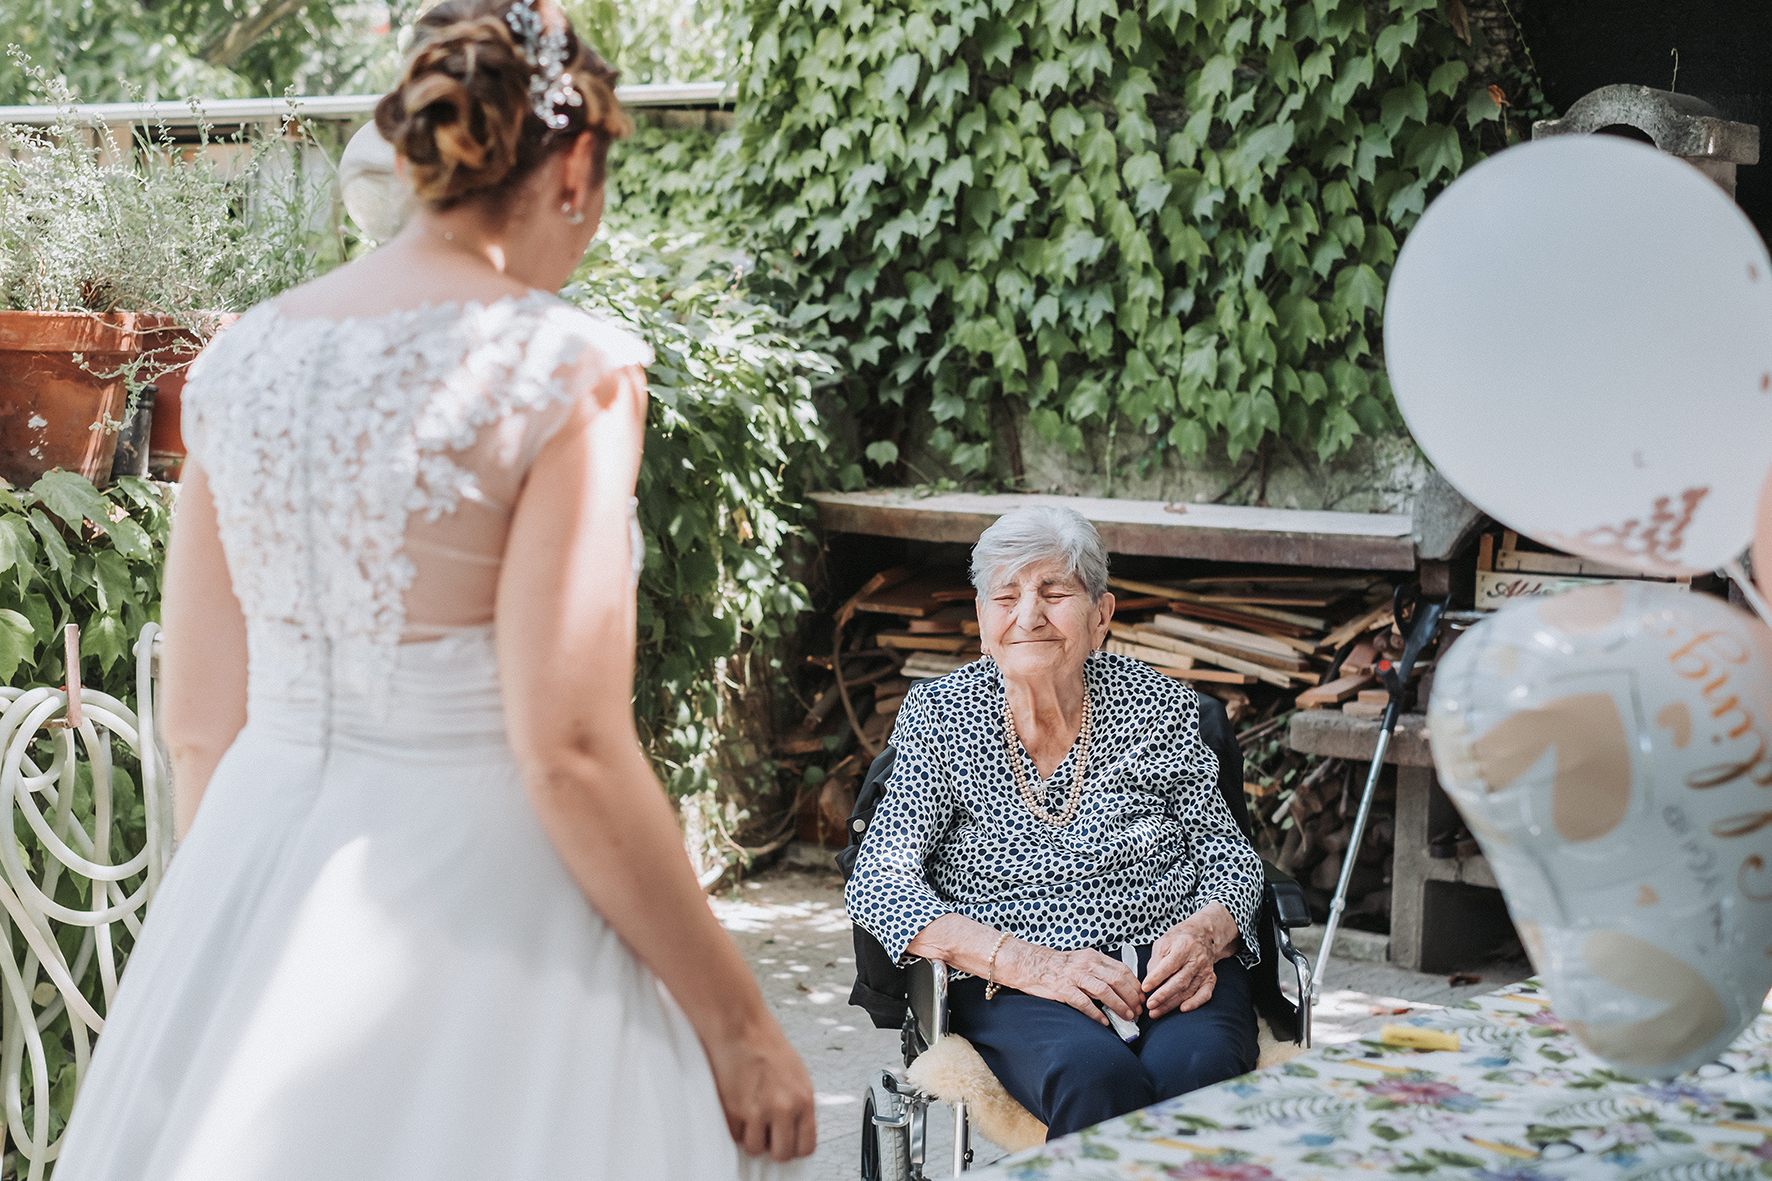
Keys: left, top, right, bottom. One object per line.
{"left": 844, "top": 505, "right": 1263, "bottom": 1140}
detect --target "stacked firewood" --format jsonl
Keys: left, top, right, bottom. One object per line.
{"left": 1257, "top": 755, "right": 1396, "bottom": 927}
{"left": 780, "top": 564, "right": 1421, "bottom": 865}
{"left": 1097, "top": 575, "right": 1409, "bottom": 721}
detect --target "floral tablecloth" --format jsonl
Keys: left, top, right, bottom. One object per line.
{"left": 971, "top": 981, "right": 1772, "bottom": 1180}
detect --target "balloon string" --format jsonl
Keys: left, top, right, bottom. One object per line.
{"left": 1724, "top": 558, "right": 1772, "bottom": 629}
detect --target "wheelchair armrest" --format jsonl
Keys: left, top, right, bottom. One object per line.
{"left": 1267, "top": 879, "right": 1312, "bottom": 929}
{"left": 905, "top": 957, "right": 949, "bottom": 1053}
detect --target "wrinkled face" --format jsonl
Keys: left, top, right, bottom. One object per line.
{"left": 979, "top": 558, "right": 1114, "bottom": 684}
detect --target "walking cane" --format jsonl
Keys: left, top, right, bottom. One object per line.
{"left": 1310, "top": 583, "right": 1445, "bottom": 1004}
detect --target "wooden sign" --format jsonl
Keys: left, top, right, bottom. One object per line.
{"left": 1474, "top": 569, "right": 1689, "bottom": 612}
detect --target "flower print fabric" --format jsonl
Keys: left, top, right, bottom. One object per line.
{"left": 844, "top": 651, "right": 1262, "bottom": 965}
{"left": 964, "top": 978, "right": 1772, "bottom": 1181}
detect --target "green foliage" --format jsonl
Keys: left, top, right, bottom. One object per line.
{"left": 0, "top": 471, "right": 171, "bottom": 1156}
{"left": 732, "top": 0, "right": 1525, "bottom": 475}
{"left": 0, "top": 0, "right": 422, "bottom": 105}
{"left": 0, "top": 473, "right": 171, "bottom": 694}
{"left": 606, "top": 124, "right": 747, "bottom": 235}
{"left": 564, "top": 0, "right": 741, "bottom": 84}
{"left": 0, "top": 87, "right": 344, "bottom": 321}
{"left": 563, "top": 224, "right": 837, "bottom": 796}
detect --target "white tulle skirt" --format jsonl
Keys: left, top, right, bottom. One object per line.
{"left": 55, "top": 627, "right": 785, "bottom": 1180}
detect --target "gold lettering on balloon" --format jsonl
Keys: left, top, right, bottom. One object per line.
{"left": 1555, "top": 486, "right": 1709, "bottom": 575}
{"left": 1666, "top": 629, "right": 1772, "bottom": 790}
{"left": 1740, "top": 855, "right": 1772, "bottom": 902}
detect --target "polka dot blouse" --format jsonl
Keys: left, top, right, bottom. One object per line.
{"left": 844, "top": 651, "right": 1262, "bottom": 968}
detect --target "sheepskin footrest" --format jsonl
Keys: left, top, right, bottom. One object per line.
{"left": 905, "top": 1035, "right": 1048, "bottom": 1152}
{"left": 903, "top": 1023, "right": 1304, "bottom": 1153}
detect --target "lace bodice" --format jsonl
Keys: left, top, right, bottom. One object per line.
{"left": 182, "top": 291, "right": 652, "bottom": 713}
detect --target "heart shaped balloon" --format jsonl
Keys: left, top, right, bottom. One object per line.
{"left": 1429, "top": 581, "right": 1772, "bottom": 1077}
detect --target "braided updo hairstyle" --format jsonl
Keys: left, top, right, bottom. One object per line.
{"left": 374, "top": 0, "right": 630, "bottom": 210}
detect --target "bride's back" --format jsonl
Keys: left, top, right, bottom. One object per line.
{"left": 181, "top": 289, "right": 648, "bottom": 702}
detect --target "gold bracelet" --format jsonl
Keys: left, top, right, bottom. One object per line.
{"left": 984, "top": 931, "right": 1011, "bottom": 1000}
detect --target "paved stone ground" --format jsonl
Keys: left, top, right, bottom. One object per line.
{"left": 712, "top": 857, "right": 1533, "bottom": 1181}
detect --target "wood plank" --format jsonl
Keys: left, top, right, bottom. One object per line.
{"left": 1111, "top": 595, "right": 1173, "bottom": 611}
{"left": 1165, "top": 600, "right": 1315, "bottom": 639}
{"left": 1317, "top": 603, "right": 1394, "bottom": 652}
{"left": 1194, "top": 592, "right": 1348, "bottom": 608}
{"left": 1145, "top": 614, "right": 1306, "bottom": 661}
{"left": 855, "top": 571, "right": 973, "bottom": 618}
{"left": 1149, "top": 666, "right": 1257, "bottom": 685}
{"left": 1472, "top": 569, "right": 1686, "bottom": 612}
{"left": 1494, "top": 530, "right": 1648, "bottom": 579}
{"left": 810, "top": 490, "right": 1417, "bottom": 569}
{"left": 907, "top": 604, "right": 975, "bottom": 634}
{"left": 1343, "top": 701, "right": 1388, "bottom": 720}
{"left": 1170, "top": 590, "right": 1327, "bottom": 630}
{"left": 1296, "top": 673, "right": 1376, "bottom": 709}
{"left": 902, "top": 653, "right": 972, "bottom": 678}
{"left": 1129, "top": 624, "right": 1308, "bottom": 675}
{"left": 1107, "top": 578, "right": 1328, "bottom": 631}
{"left": 877, "top": 631, "right": 974, "bottom": 653}
{"left": 1109, "top": 623, "right": 1296, "bottom": 688}
{"left": 1104, "top": 636, "right": 1194, "bottom": 671}
{"left": 1289, "top": 709, "right": 1433, "bottom": 767}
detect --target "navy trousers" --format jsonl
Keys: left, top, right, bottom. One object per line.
{"left": 947, "top": 948, "right": 1257, "bottom": 1139}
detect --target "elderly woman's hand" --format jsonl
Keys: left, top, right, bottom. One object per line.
{"left": 1143, "top": 902, "right": 1239, "bottom": 1019}
{"left": 1005, "top": 941, "right": 1145, "bottom": 1026}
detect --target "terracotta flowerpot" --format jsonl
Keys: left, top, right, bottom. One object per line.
{"left": 0, "top": 312, "right": 139, "bottom": 489}
{"left": 137, "top": 312, "right": 239, "bottom": 482}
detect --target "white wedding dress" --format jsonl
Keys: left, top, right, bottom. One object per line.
{"left": 55, "top": 292, "right": 790, "bottom": 1180}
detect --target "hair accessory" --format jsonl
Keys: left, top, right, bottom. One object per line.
{"left": 504, "top": 0, "right": 583, "bottom": 131}
{"left": 560, "top": 201, "right": 585, "bottom": 224}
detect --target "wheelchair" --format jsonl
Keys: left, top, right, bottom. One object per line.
{"left": 841, "top": 694, "right": 1315, "bottom": 1180}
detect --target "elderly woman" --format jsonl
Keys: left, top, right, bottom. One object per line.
{"left": 845, "top": 505, "right": 1263, "bottom": 1139}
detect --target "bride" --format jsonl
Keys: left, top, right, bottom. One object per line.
{"left": 52, "top": 2, "right": 816, "bottom": 1176}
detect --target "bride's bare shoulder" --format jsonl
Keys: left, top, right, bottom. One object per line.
{"left": 266, "top": 247, "right": 535, "bottom": 324}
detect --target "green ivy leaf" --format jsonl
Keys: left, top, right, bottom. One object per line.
{"left": 1374, "top": 16, "right": 1417, "bottom": 70}
{"left": 1405, "top": 122, "right": 1463, "bottom": 182}
{"left": 1428, "top": 60, "right": 1468, "bottom": 98}
{"left": 864, "top": 441, "right": 900, "bottom": 465}
{"left": 0, "top": 609, "right": 32, "bottom": 683}
{"left": 81, "top": 612, "right": 130, "bottom": 674}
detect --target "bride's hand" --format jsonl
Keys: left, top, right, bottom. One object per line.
{"left": 704, "top": 1018, "right": 817, "bottom": 1162}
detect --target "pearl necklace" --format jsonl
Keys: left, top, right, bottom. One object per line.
{"left": 1002, "top": 689, "right": 1093, "bottom": 827}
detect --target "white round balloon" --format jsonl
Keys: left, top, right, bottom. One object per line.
{"left": 1386, "top": 136, "right": 1772, "bottom": 576}
{"left": 1429, "top": 581, "right": 1772, "bottom": 1077}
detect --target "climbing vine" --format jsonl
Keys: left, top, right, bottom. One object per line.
{"left": 733, "top": 0, "right": 1535, "bottom": 478}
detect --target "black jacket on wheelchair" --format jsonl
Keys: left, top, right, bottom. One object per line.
{"left": 835, "top": 691, "right": 1313, "bottom": 1049}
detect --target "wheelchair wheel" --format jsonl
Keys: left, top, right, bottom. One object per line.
{"left": 861, "top": 1081, "right": 911, "bottom": 1181}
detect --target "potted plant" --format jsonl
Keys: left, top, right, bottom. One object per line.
{"left": 0, "top": 67, "right": 340, "bottom": 485}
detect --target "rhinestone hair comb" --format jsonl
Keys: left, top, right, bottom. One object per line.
{"left": 504, "top": 0, "right": 583, "bottom": 131}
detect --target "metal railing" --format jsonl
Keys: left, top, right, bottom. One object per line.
{"left": 0, "top": 81, "right": 733, "bottom": 128}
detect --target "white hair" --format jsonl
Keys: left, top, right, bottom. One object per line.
{"left": 970, "top": 505, "right": 1109, "bottom": 601}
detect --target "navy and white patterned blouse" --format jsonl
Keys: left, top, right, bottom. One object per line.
{"left": 844, "top": 651, "right": 1263, "bottom": 968}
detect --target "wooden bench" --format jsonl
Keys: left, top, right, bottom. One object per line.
{"left": 1288, "top": 709, "right": 1508, "bottom": 973}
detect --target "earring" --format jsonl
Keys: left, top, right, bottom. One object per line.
{"left": 561, "top": 201, "right": 585, "bottom": 225}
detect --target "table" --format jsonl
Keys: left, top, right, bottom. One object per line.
{"left": 808, "top": 490, "right": 1417, "bottom": 570}
{"left": 970, "top": 979, "right": 1772, "bottom": 1179}
{"left": 1288, "top": 710, "right": 1503, "bottom": 973}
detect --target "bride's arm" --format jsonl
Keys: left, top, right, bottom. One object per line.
{"left": 159, "top": 462, "right": 250, "bottom": 839}
{"left": 496, "top": 362, "right": 816, "bottom": 1164}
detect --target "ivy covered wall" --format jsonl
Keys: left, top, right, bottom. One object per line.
{"left": 731, "top": 0, "right": 1544, "bottom": 505}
